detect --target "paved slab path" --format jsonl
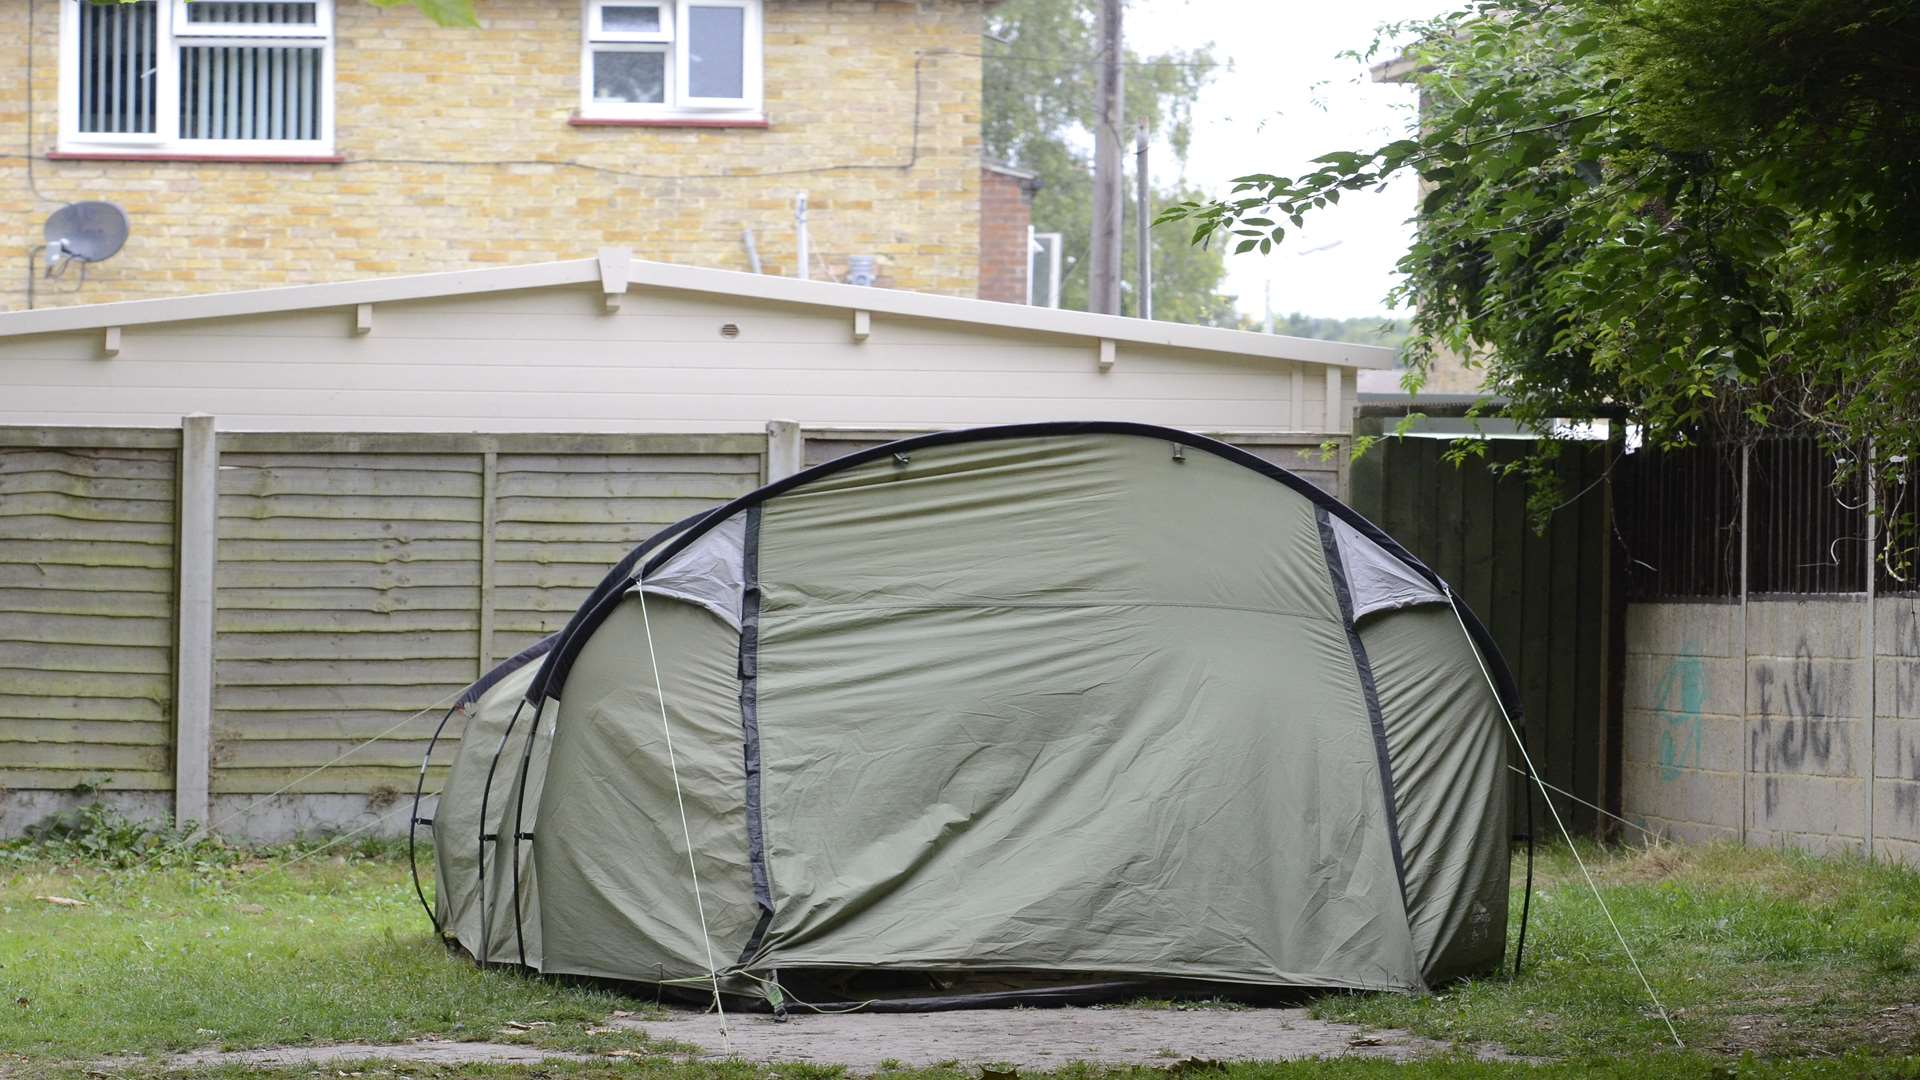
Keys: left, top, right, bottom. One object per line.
{"left": 614, "top": 1006, "right": 1500, "bottom": 1069}
{"left": 107, "top": 1006, "right": 1521, "bottom": 1073}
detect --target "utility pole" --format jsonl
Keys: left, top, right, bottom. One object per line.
{"left": 1088, "top": 0, "right": 1124, "bottom": 315}
{"left": 1135, "top": 121, "right": 1152, "bottom": 321}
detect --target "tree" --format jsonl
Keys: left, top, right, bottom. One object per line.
{"left": 1161, "top": 0, "right": 1920, "bottom": 510}
{"left": 1266, "top": 313, "right": 1409, "bottom": 349}
{"left": 984, "top": 0, "right": 1237, "bottom": 325}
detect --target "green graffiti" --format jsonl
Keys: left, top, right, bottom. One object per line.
{"left": 1655, "top": 643, "right": 1705, "bottom": 782}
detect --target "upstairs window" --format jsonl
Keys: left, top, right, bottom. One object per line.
{"left": 61, "top": 0, "right": 335, "bottom": 155}
{"left": 581, "top": 0, "right": 762, "bottom": 121}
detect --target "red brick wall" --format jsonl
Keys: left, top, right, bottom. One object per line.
{"left": 978, "top": 166, "right": 1035, "bottom": 303}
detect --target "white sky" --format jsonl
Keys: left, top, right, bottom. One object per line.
{"left": 1127, "top": 0, "right": 1453, "bottom": 321}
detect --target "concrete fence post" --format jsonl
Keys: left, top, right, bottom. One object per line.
{"left": 174, "top": 414, "right": 217, "bottom": 831}
{"left": 767, "top": 419, "right": 803, "bottom": 482}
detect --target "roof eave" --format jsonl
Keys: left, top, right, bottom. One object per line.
{"left": 0, "top": 251, "right": 1399, "bottom": 370}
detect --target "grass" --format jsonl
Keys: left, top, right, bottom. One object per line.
{"left": 3, "top": 808, "right": 1920, "bottom": 1078}
{"left": 1309, "top": 841, "right": 1920, "bottom": 1059}
{"left": 0, "top": 818, "right": 663, "bottom": 1064}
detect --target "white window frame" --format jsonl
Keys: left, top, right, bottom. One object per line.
{"left": 58, "top": 0, "right": 336, "bottom": 156}
{"left": 580, "top": 0, "right": 762, "bottom": 122}
{"left": 1029, "top": 230, "right": 1064, "bottom": 308}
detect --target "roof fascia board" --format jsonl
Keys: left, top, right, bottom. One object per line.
{"left": 0, "top": 259, "right": 602, "bottom": 336}
{"left": 0, "top": 252, "right": 1396, "bottom": 370}
{"left": 618, "top": 259, "right": 1396, "bottom": 369}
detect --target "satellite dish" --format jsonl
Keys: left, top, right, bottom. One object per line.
{"left": 44, "top": 201, "right": 130, "bottom": 277}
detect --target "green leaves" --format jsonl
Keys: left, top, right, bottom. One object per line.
{"left": 1172, "top": 0, "right": 1920, "bottom": 517}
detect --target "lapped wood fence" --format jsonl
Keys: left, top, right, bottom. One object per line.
{"left": 1, "top": 423, "right": 1342, "bottom": 837}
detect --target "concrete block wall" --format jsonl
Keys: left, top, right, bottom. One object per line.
{"left": 1624, "top": 595, "right": 1920, "bottom": 863}
{"left": 1622, "top": 601, "right": 1745, "bottom": 844}
{"left": 1, "top": 0, "right": 986, "bottom": 311}
{"left": 1878, "top": 597, "right": 1920, "bottom": 864}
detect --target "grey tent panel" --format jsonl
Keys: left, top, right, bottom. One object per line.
{"left": 633, "top": 512, "right": 747, "bottom": 630}
{"left": 1330, "top": 515, "right": 1449, "bottom": 620}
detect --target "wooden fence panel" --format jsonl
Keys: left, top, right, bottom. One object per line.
{"left": 490, "top": 448, "right": 764, "bottom": 663}
{"left": 0, "top": 440, "right": 178, "bottom": 794}
{"left": 211, "top": 448, "right": 485, "bottom": 796}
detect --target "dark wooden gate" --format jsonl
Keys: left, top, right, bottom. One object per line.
{"left": 1348, "top": 426, "right": 1616, "bottom": 833}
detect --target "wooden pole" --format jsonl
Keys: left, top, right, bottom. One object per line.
{"left": 1135, "top": 121, "right": 1152, "bottom": 321}
{"left": 174, "top": 414, "right": 217, "bottom": 832}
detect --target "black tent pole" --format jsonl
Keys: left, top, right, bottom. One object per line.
{"left": 407, "top": 701, "right": 463, "bottom": 936}
{"left": 507, "top": 700, "right": 542, "bottom": 971}
{"left": 1514, "top": 732, "right": 1536, "bottom": 978}
{"left": 476, "top": 697, "right": 530, "bottom": 967}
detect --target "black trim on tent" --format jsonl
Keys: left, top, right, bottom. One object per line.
{"left": 528, "top": 422, "right": 1526, "bottom": 731}
{"left": 1316, "top": 506, "right": 1411, "bottom": 908}
{"left": 461, "top": 634, "right": 560, "bottom": 709}
{"left": 735, "top": 504, "right": 775, "bottom": 964}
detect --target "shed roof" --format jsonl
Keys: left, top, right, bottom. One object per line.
{"left": 0, "top": 249, "right": 1395, "bottom": 371}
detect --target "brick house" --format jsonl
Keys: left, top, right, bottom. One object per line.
{"left": 0, "top": 0, "right": 1038, "bottom": 311}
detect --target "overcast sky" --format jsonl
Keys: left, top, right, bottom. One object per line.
{"left": 1127, "top": 0, "right": 1453, "bottom": 321}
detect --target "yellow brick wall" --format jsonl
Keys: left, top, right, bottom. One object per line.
{"left": 0, "top": 0, "right": 984, "bottom": 310}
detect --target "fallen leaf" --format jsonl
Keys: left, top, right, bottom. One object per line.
{"left": 34, "top": 895, "right": 88, "bottom": 907}
{"left": 1346, "top": 1035, "right": 1385, "bottom": 1047}
{"left": 235, "top": 903, "right": 266, "bottom": 915}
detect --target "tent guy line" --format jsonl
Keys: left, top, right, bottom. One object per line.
{"left": 637, "top": 575, "right": 735, "bottom": 1050}
{"left": 1445, "top": 586, "right": 1684, "bottom": 1050}
{"left": 1507, "top": 767, "right": 1661, "bottom": 843}
{"left": 122, "top": 685, "right": 470, "bottom": 875}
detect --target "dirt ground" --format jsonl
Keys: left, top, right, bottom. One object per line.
{"left": 132, "top": 1007, "right": 1515, "bottom": 1072}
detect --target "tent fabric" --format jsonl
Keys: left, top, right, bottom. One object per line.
{"left": 424, "top": 423, "right": 1518, "bottom": 1003}
{"left": 1329, "top": 515, "right": 1450, "bottom": 621}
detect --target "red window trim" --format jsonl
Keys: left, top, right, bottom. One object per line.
{"left": 47, "top": 151, "right": 347, "bottom": 165}
{"left": 567, "top": 115, "right": 769, "bottom": 129}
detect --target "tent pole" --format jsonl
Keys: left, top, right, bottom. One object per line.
{"left": 476, "top": 697, "right": 531, "bottom": 968}
{"left": 408, "top": 702, "right": 463, "bottom": 936}
{"left": 508, "top": 703, "right": 542, "bottom": 970}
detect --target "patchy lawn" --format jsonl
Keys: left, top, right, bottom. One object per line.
{"left": 3, "top": 811, "right": 1920, "bottom": 1078}
{"left": 0, "top": 820, "right": 660, "bottom": 1064}
{"left": 1310, "top": 841, "right": 1920, "bottom": 1059}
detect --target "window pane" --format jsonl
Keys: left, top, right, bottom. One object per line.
{"left": 185, "top": 2, "right": 320, "bottom": 27}
{"left": 78, "top": 0, "right": 159, "bottom": 134}
{"left": 593, "top": 49, "right": 666, "bottom": 104}
{"left": 178, "top": 44, "right": 324, "bottom": 140}
{"left": 601, "top": 5, "right": 662, "bottom": 32}
{"left": 686, "top": 6, "right": 745, "bottom": 99}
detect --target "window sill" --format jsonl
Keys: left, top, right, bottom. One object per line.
{"left": 568, "top": 115, "right": 769, "bottom": 129}
{"left": 47, "top": 150, "right": 346, "bottom": 164}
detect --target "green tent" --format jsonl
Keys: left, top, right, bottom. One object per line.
{"left": 414, "top": 423, "right": 1522, "bottom": 1008}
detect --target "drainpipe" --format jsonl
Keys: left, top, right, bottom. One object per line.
{"left": 794, "top": 192, "right": 809, "bottom": 281}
